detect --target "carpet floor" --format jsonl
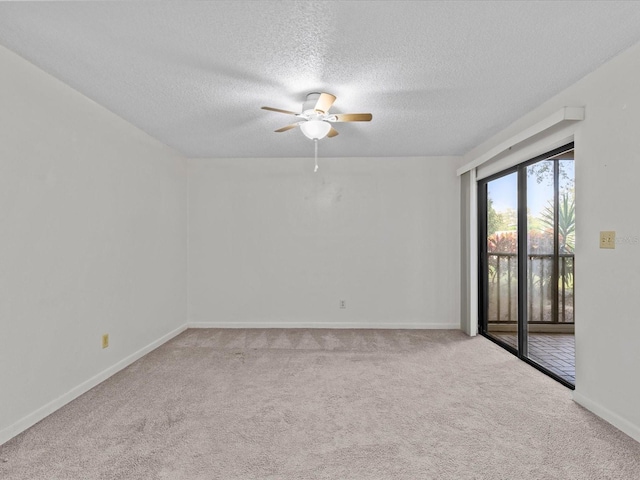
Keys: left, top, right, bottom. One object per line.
{"left": 1, "top": 328, "right": 639, "bottom": 479}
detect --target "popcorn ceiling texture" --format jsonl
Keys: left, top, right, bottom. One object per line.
{"left": 1, "top": 1, "right": 640, "bottom": 158}
{"left": 1, "top": 329, "right": 639, "bottom": 479}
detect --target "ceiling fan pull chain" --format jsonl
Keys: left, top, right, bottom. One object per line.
{"left": 314, "top": 138, "right": 319, "bottom": 173}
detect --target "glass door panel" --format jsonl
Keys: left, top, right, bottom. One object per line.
{"left": 526, "top": 160, "right": 556, "bottom": 366}
{"left": 485, "top": 172, "right": 519, "bottom": 351}
{"left": 558, "top": 156, "right": 575, "bottom": 327}
{"left": 525, "top": 150, "right": 575, "bottom": 385}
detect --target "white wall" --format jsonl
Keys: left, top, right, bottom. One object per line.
{"left": 188, "top": 156, "right": 460, "bottom": 329}
{"left": 464, "top": 41, "right": 640, "bottom": 442}
{"left": 0, "top": 45, "right": 188, "bottom": 443}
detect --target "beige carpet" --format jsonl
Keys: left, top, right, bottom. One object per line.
{"left": 1, "top": 329, "right": 639, "bottom": 479}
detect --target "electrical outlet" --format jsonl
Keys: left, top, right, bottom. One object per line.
{"left": 600, "top": 231, "right": 616, "bottom": 249}
{"left": 102, "top": 334, "right": 109, "bottom": 349}
{"left": 339, "top": 300, "right": 346, "bottom": 309}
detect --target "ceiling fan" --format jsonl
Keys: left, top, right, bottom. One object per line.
{"left": 261, "top": 92, "right": 372, "bottom": 140}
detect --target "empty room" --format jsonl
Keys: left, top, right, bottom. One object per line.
{"left": 2, "top": 1, "right": 640, "bottom": 478}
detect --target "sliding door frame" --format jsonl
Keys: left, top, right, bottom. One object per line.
{"left": 478, "top": 143, "right": 575, "bottom": 389}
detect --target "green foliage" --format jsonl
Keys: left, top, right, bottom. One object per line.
{"left": 540, "top": 192, "right": 575, "bottom": 253}
{"left": 487, "top": 197, "right": 502, "bottom": 236}
{"left": 487, "top": 196, "right": 517, "bottom": 236}
{"left": 527, "top": 157, "right": 574, "bottom": 188}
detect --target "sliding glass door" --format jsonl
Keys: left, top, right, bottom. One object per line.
{"left": 479, "top": 144, "right": 575, "bottom": 388}
{"left": 481, "top": 171, "right": 519, "bottom": 352}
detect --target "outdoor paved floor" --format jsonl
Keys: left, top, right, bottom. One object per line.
{"left": 492, "top": 333, "right": 575, "bottom": 384}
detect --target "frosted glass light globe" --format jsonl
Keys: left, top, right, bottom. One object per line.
{"left": 300, "top": 120, "right": 331, "bottom": 140}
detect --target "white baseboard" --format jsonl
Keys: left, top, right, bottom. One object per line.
{"left": 0, "top": 324, "right": 188, "bottom": 446}
{"left": 572, "top": 390, "right": 640, "bottom": 443}
{"left": 188, "top": 321, "right": 460, "bottom": 330}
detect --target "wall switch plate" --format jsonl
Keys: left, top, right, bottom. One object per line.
{"left": 600, "top": 231, "right": 616, "bottom": 249}
{"left": 102, "top": 334, "right": 109, "bottom": 349}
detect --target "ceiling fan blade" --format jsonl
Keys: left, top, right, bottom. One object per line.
{"left": 333, "top": 113, "right": 373, "bottom": 122}
{"left": 274, "top": 123, "right": 301, "bottom": 132}
{"left": 327, "top": 127, "right": 339, "bottom": 138}
{"left": 314, "top": 93, "right": 336, "bottom": 113}
{"left": 262, "top": 106, "right": 299, "bottom": 115}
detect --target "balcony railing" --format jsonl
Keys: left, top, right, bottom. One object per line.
{"left": 487, "top": 253, "right": 574, "bottom": 324}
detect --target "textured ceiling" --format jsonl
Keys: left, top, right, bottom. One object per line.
{"left": 2, "top": 1, "right": 640, "bottom": 158}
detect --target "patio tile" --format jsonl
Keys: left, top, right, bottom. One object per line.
{"left": 492, "top": 332, "right": 575, "bottom": 385}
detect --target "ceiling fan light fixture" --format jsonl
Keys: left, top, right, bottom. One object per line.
{"left": 300, "top": 120, "right": 331, "bottom": 140}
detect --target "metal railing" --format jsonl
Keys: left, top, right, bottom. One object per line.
{"left": 487, "top": 253, "right": 574, "bottom": 324}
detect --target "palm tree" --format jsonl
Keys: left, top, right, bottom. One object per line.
{"left": 540, "top": 192, "right": 575, "bottom": 253}
{"left": 539, "top": 192, "right": 575, "bottom": 293}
